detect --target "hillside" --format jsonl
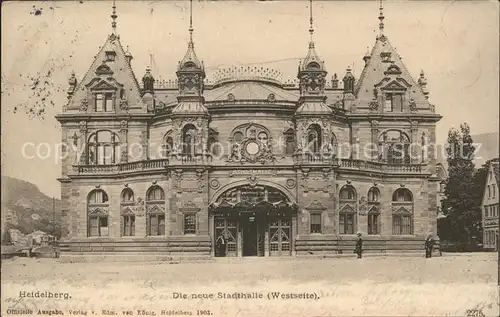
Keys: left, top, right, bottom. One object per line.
{"left": 1, "top": 176, "right": 64, "bottom": 237}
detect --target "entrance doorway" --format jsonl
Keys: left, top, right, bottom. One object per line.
{"left": 242, "top": 215, "right": 265, "bottom": 257}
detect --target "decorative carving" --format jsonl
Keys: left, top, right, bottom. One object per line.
{"left": 299, "top": 72, "right": 326, "bottom": 95}
{"left": 120, "top": 98, "right": 128, "bottom": 111}
{"left": 247, "top": 175, "right": 258, "bottom": 188}
{"left": 358, "top": 197, "right": 368, "bottom": 215}
{"left": 267, "top": 93, "right": 276, "bottom": 102}
{"left": 72, "top": 132, "right": 79, "bottom": 147}
{"left": 79, "top": 121, "right": 87, "bottom": 133}
{"left": 384, "top": 64, "right": 402, "bottom": 75}
{"left": 285, "top": 179, "right": 296, "bottom": 189}
{"left": 120, "top": 120, "right": 128, "bottom": 131}
{"left": 80, "top": 99, "right": 88, "bottom": 112}
{"left": 209, "top": 179, "right": 220, "bottom": 189}
{"left": 429, "top": 104, "right": 435, "bottom": 113}
{"left": 173, "top": 170, "right": 183, "bottom": 191}
{"left": 180, "top": 200, "right": 201, "bottom": 213}
{"left": 306, "top": 200, "right": 327, "bottom": 211}
{"left": 95, "top": 63, "right": 114, "bottom": 76}
{"left": 409, "top": 98, "right": 417, "bottom": 112}
{"left": 370, "top": 120, "right": 379, "bottom": 129}
{"left": 373, "top": 88, "right": 378, "bottom": 99}
{"left": 369, "top": 99, "right": 379, "bottom": 111}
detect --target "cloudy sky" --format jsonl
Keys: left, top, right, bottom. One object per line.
{"left": 1, "top": 0, "right": 499, "bottom": 198}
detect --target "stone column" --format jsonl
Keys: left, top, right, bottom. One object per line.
{"left": 370, "top": 120, "right": 379, "bottom": 161}
{"left": 410, "top": 121, "right": 419, "bottom": 164}
{"left": 291, "top": 217, "right": 297, "bottom": 256}
{"left": 264, "top": 230, "right": 269, "bottom": 257}
{"left": 78, "top": 121, "right": 88, "bottom": 165}
{"left": 120, "top": 120, "right": 128, "bottom": 163}
{"left": 237, "top": 229, "right": 242, "bottom": 257}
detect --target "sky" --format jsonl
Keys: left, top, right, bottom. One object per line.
{"left": 1, "top": 0, "right": 499, "bottom": 198}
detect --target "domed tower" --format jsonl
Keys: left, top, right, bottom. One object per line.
{"left": 171, "top": 0, "right": 210, "bottom": 160}
{"left": 294, "top": 0, "right": 334, "bottom": 159}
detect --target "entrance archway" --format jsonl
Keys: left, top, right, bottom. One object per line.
{"left": 209, "top": 184, "right": 298, "bottom": 257}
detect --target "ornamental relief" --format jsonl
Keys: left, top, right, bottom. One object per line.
{"left": 338, "top": 203, "right": 357, "bottom": 214}
{"left": 299, "top": 72, "right": 326, "bottom": 95}
{"left": 178, "top": 74, "right": 203, "bottom": 93}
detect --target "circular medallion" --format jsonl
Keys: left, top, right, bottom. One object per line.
{"left": 246, "top": 141, "right": 260, "bottom": 155}
{"left": 286, "top": 179, "right": 296, "bottom": 189}
{"left": 209, "top": 179, "right": 220, "bottom": 189}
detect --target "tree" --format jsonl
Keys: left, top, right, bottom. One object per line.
{"left": 441, "top": 123, "right": 483, "bottom": 248}
{"left": 1, "top": 229, "right": 13, "bottom": 245}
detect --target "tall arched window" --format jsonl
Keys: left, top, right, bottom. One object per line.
{"left": 331, "top": 132, "right": 338, "bottom": 155}
{"left": 163, "top": 132, "right": 174, "bottom": 157}
{"left": 378, "top": 130, "right": 410, "bottom": 165}
{"left": 87, "top": 131, "right": 120, "bottom": 165}
{"left": 146, "top": 185, "right": 165, "bottom": 236}
{"left": 283, "top": 129, "right": 295, "bottom": 156}
{"left": 87, "top": 189, "right": 109, "bottom": 237}
{"left": 208, "top": 137, "right": 221, "bottom": 156}
{"left": 339, "top": 185, "right": 357, "bottom": 235}
{"left": 367, "top": 187, "right": 381, "bottom": 235}
{"left": 182, "top": 124, "right": 197, "bottom": 156}
{"left": 392, "top": 188, "right": 413, "bottom": 235}
{"left": 307, "top": 124, "right": 322, "bottom": 154}
{"left": 120, "top": 188, "right": 135, "bottom": 236}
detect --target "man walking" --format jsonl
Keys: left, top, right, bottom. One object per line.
{"left": 425, "top": 234, "right": 435, "bottom": 258}
{"left": 355, "top": 232, "right": 363, "bottom": 259}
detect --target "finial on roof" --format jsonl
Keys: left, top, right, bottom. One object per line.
{"left": 111, "top": 0, "right": 118, "bottom": 34}
{"left": 188, "top": 0, "right": 194, "bottom": 48}
{"left": 378, "top": 0, "right": 385, "bottom": 36}
{"left": 308, "top": 0, "right": 315, "bottom": 48}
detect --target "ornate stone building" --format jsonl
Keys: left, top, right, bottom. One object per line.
{"left": 482, "top": 159, "right": 499, "bottom": 251}
{"left": 56, "top": 1, "right": 442, "bottom": 259}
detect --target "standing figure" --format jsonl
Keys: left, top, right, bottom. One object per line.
{"left": 215, "top": 234, "right": 226, "bottom": 257}
{"left": 355, "top": 232, "right": 363, "bottom": 259}
{"left": 425, "top": 234, "right": 435, "bottom": 258}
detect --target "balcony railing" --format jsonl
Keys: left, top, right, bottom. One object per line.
{"left": 72, "top": 158, "right": 170, "bottom": 175}
{"left": 339, "top": 159, "right": 423, "bottom": 173}
{"left": 293, "top": 153, "right": 336, "bottom": 165}
{"left": 169, "top": 153, "right": 213, "bottom": 165}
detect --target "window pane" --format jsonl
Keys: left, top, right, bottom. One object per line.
{"left": 149, "top": 215, "right": 158, "bottom": 236}
{"left": 95, "top": 94, "right": 103, "bottom": 112}
{"left": 158, "top": 215, "right": 165, "bottom": 235}
{"left": 89, "top": 217, "right": 99, "bottom": 236}
{"left": 233, "top": 132, "right": 243, "bottom": 142}
{"left": 310, "top": 214, "right": 321, "bottom": 233}
{"left": 98, "top": 146, "right": 105, "bottom": 165}
{"left": 100, "top": 216, "right": 108, "bottom": 236}
{"left": 339, "top": 215, "right": 345, "bottom": 234}
{"left": 394, "top": 94, "right": 403, "bottom": 112}
{"left": 347, "top": 214, "right": 354, "bottom": 234}
{"left": 105, "top": 94, "right": 113, "bottom": 112}
{"left": 130, "top": 216, "right": 135, "bottom": 236}
{"left": 184, "top": 214, "right": 196, "bottom": 234}
{"left": 384, "top": 94, "right": 393, "bottom": 112}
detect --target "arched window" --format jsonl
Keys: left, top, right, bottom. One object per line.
{"left": 368, "top": 187, "right": 380, "bottom": 202}
{"left": 331, "top": 133, "right": 338, "bottom": 155}
{"left": 182, "top": 124, "right": 197, "bottom": 155}
{"left": 120, "top": 188, "right": 135, "bottom": 236}
{"left": 307, "top": 124, "right": 322, "bottom": 154}
{"left": 392, "top": 188, "right": 413, "bottom": 202}
{"left": 163, "top": 132, "right": 174, "bottom": 157}
{"left": 87, "top": 189, "right": 109, "bottom": 237}
{"left": 339, "top": 185, "right": 357, "bottom": 201}
{"left": 378, "top": 130, "right": 410, "bottom": 165}
{"left": 87, "top": 131, "right": 120, "bottom": 165}
{"left": 146, "top": 185, "right": 165, "bottom": 236}
{"left": 339, "top": 185, "right": 357, "bottom": 235}
{"left": 208, "top": 137, "right": 221, "bottom": 156}
{"left": 392, "top": 188, "right": 413, "bottom": 235}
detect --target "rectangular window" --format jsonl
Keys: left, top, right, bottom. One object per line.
{"left": 310, "top": 213, "right": 322, "bottom": 234}
{"left": 393, "top": 94, "right": 403, "bottom": 112}
{"left": 88, "top": 216, "right": 108, "bottom": 237}
{"left": 485, "top": 206, "right": 489, "bottom": 218}
{"left": 488, "top": 185, "right": 491, "bottom": 198}
{"left": 148, "top": 214, "right": 165, "bottom": 236}
{"left": 121, "top": 215, "right": 135, "bottom": 236}
{"left": 339, "top": 213, "right": 355, "bottom": 235}
{"left": 95, "top": 93, "right": 104, "bottom": 112}
{"left": 184, "top": 214, "right": 196, "bottom": 235}
{"left": 104, "top": 93, "right": 113, "bottom": 112}
{"left": 493, "top": 185, "right": 496, "bottom": 198}
{"left": 392, "top": 215, "right": 412, "bottom": 235}
{"left": 384, "top": 93, "right": 393, "bottom": 112}
{"left": 367, "top": 214, "right": 379, "bottom": 235}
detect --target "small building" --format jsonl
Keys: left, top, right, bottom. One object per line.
{"left": 481, "top": 159, "right": 499, "bottom": 251}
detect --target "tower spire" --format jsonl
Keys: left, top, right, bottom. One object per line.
{"left": 111, "top": 0, "right": 118, "bottom": 34}
{"left": 188, "top": 0, "right": 194, "bottom": 48}
{"left": 308, "top": 0, "right": 314, "bottom": 48}
{"left": 378, "top": 0, "right": 385, "bottom": 36}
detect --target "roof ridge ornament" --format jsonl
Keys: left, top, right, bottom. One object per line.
{"left": 111, "top": 0, "right": 118, "bottom": 35}
{"left": 377, "top": 0, "right": 386, "bottom": 41}
{"left": 309, "top": 0, "right": 314, "bottom": 47}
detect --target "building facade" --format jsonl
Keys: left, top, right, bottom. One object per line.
{"left": 482, "top": 159, "right": 499, "bottom": 251}
{"left": 56, "top": 3, "right": 442, "bottom": 258}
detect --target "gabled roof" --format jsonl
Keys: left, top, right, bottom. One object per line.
{"left": 355, "top": 35, "right": 430, "bottom": 109}
{"left": 492, "top": 160, "right": 500, "bottom": 186}
{"left": 66, "top": 34, "right": 144, "bottom": 111}
{"left": 295, "top": 101, "right": 332, "bottom": 115}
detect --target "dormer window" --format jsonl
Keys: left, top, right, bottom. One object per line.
{"left": 384, "top": 93, "right": 403, "bottom": 112}
{"left": 95, "top": 93, "right": 114, "bottom": 112}
{"left": 105, "top": 51, "right": 116, "bottom": 62}
{"left": 380, "top": 52, "right": 392, "bottom": 63}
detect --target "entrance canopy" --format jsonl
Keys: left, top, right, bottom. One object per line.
{"left": 209, "top": 185, "right": 298, "bottom": 215}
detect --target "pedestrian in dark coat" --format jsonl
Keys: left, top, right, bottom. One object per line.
{"left": 425, "top": 234, "right": 434, "bottom": 258}
{"left": 355, "top": 233, "right": 363, "bottom": 259}
{"left": 215, "top": 234, "right": 226, "bottom": 257}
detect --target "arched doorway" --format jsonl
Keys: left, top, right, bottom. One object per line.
{"left": 209, "top": 184, "right": 298, "bottom": 257}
